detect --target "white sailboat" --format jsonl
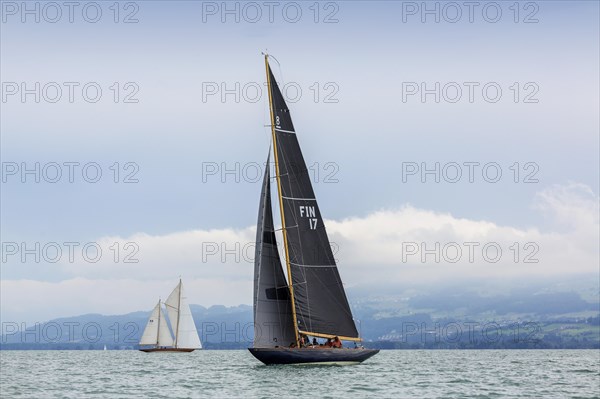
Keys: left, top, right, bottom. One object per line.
{"left": 139, "top": 280, "right": 202, "bottom": 352}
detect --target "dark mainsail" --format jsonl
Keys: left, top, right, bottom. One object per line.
{"left": 267, "top": 63, "right": 359, "bottom": 340}
{"left": 248, "top": 56, "right": 379, "bottom": 366}
{"left": 253, "top": 154, "right": 297, "bottom": 347}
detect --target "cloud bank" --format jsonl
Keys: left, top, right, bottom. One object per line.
{"left": 2, "top": 183, "right": 597, "bottom": 323}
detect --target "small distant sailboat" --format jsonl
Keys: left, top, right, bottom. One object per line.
{"left": 103, "top": 344, "right": 107, "bottom": 351}
{"left": 248, "top": 55, "right": 379, "bottom": 365}
{"left": 139, "top": 279, "right": 202, "bottom": 352}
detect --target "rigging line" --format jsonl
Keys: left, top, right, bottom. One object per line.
{"left": 269, "top": 55, "right": 298, "bottom": 127}
{"left": 276, "top": 139, "right": 300, "bottom": 239}
{"left": 268, "top": 54, "right": 284, "bottom": 91}
{"left": 274, "top": 225, "right": 298, "bottom": 232}
{"left": 263, "top": 99, "right": 271, "bottom": 147}
{"left": 262, "top": 60, "right": 273, "bottom": 152}
{"left": 271, "top": 244, "right": 292, "bottom": 344}
{"left": 267, "top": 55, "right": 300, "bottom": 348}
{"left": 254, "top": 189, "right": 265, "bottom": 327}
{"left": 290, "top": 268, "right": 310, "bottom": 328}
{"left": 267, "top": 53, "right": 281, "bottom": 68}
{"left": 298, "top": 262, "right": 311, "bottom": 332}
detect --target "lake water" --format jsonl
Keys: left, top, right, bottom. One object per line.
{"left": 1, "top": 350, "right": 598, "bottom": 398}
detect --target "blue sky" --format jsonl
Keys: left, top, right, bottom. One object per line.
{"left": 1, "top": 1, "right": 598, "bottom": 322}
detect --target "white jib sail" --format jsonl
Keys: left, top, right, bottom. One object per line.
{"left": 140, "top": 301, "right": 161, "bottom": 345}
{"left": 140, "top": 301, "right": 174, "bottom": 347}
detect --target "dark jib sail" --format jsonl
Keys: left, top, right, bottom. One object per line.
{"left": 253, "top": 154, "right": 296, "bottom": 347}
{"left": 267, "top": 63, "right": 359, "bottom": 340}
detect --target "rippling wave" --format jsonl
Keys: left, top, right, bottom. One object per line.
{"left": 1, "top": 350, "right": 598, "bottom": 398}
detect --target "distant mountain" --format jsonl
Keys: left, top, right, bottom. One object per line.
{"left": 0, "top": 305, "right": 253, "bottom": 350}
{"left": 2, "top": 290, "right": 598, "bottom": 350}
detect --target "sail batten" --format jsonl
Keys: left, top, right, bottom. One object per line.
{"left": 274, "top": 128, "right": 296, "bottom": 134}
{"left": 265, "top": 60, "right": 359, "bottom": 340}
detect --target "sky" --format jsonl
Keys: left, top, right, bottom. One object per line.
{"left": 1, "top": 1, "right": 599, "bottom": 324}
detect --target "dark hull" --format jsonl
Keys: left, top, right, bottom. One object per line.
{"left": 248, "top": 347, "right": 379, "bottom": 365}
{"left": 139, "top": 348, "right": 195, "bottom": 353}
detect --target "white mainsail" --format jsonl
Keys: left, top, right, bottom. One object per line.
{"left": 165, "top": 280, "right": 202, "bottom": 349}
{"left": 139, "top": 300, "right": 174, "bottom": 347}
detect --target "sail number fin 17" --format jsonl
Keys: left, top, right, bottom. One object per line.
{"left": 299, "top": 205, "right": 318, "bottom": 230}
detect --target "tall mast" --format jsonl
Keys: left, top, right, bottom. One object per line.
{"left": 264, "top": 54, "right": 300, "bottom": 348}
{"left": 174, "top": 279, "right": 182, "bottom": 348}
{"left": 156, "top": 299, "right": 161, "bottom": 347}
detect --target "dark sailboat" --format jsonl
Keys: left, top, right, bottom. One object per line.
{"left": 248, "top": 55, "right": 379, "bottom": 365}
